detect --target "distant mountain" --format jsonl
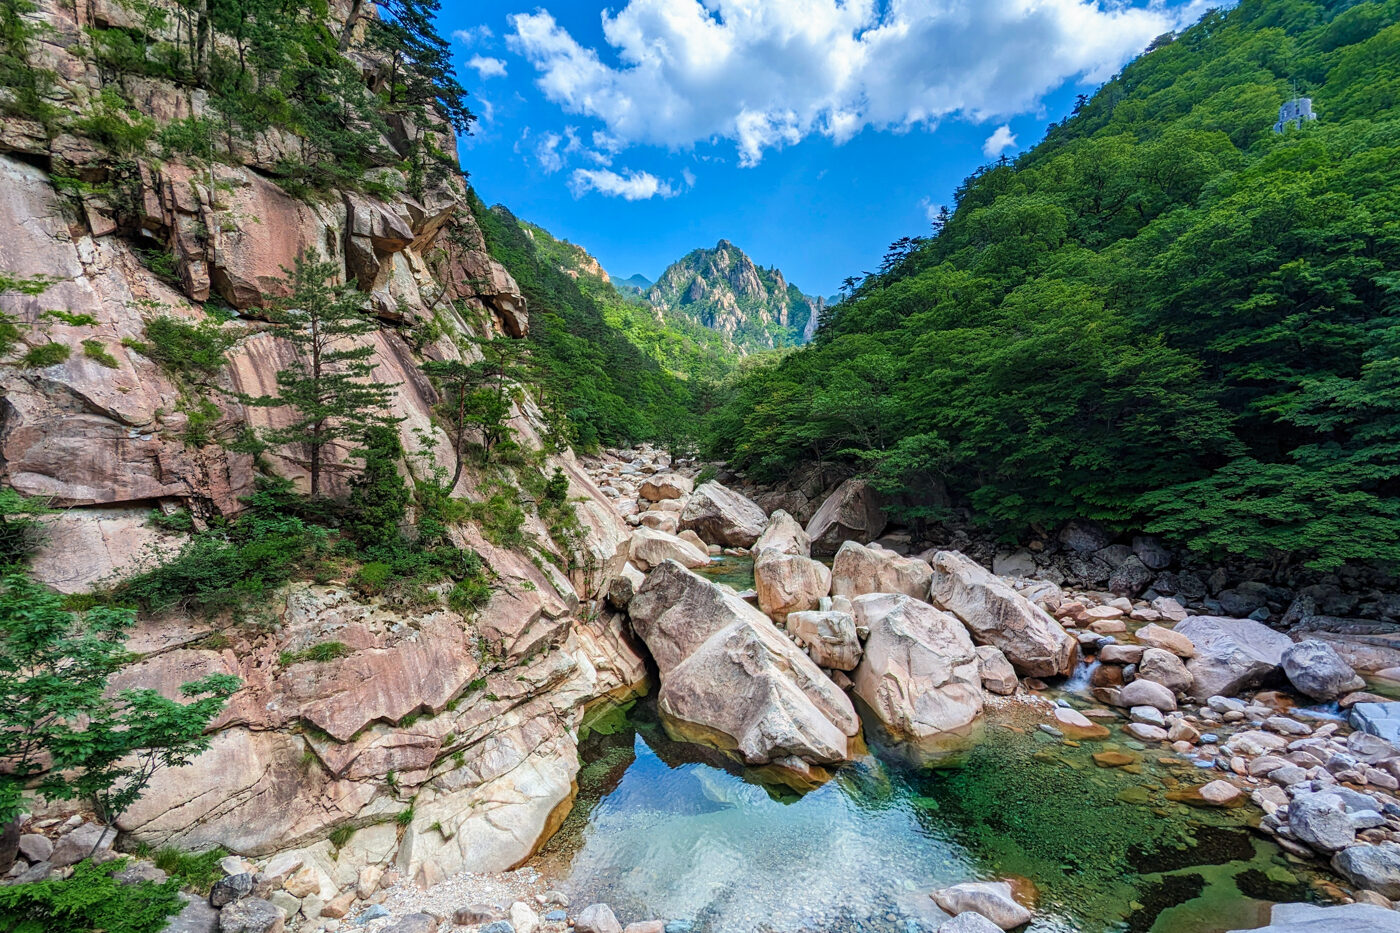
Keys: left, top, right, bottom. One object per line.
{"left": 646, "top": 240, "right": 824, "bottom": 352}
{"left": 617, "top": 273, "right": 654, "bottom": 295}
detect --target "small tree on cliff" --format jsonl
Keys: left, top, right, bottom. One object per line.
{"left": 422, "top": 333, "right": 529, "bottom": 487}
{"left": 0, "top": 572, "right": 238, "bottom": 872}
{"left": 253, "top": 252, "right": 399, "bottom": 498}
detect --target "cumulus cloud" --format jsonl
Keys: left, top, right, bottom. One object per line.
{"left": 467, "top": 55, "right": 508, "bottom": 79}
{"left": 983, "top": 124, "right": 1017, "bottom": 157}
{"left": 508, "top": 0, "right": 1205, "bottom": 166}
{"left": 569, "top": 168, "right": 679, "bottom": 200}
{"left": 453, "top": 25, "right": 494, "bottom": 46}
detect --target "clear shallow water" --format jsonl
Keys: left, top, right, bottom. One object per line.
{"left": 535, "top": 693, "right": 1339, "bottom": 933}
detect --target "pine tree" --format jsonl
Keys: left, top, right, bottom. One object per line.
{"left": 252, "top": 252, "right": 399, "bottom": 498}
{"left": 422, "top": 333, "right": 529, "bottom": 485}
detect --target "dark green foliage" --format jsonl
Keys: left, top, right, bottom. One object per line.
{"left": 344, "top": 426, "right": 411, "bottom": 550}
{"left": 709, "top": 0, "right": 1400, "bottom": 570}
{"left": 543, "top": 468, "right": 569, "bottom": 508}
{"left": 0, "top": 490, "right": 51, "bottom": 568}
{"left": 422, "top": 334, "right": 529, "bottom": 484}
{"left": 0, "top": 0, "right": 57, "bottom": 125}
{"left": 45, "top": 311, "right": 98, "bottom": 327}
{"left": 148, "top": 508, "right": 197, "bottom": 534}
{"left": 470, "top": 195, "right": 704, "bottom": 450}
{"left": 72, "top": 88, "right": 155, "bottom": 156}
{"left": 0, "top": 858, "right": 184, "bottom": 933}
{"left": 249, "top": 252, "right": 399, "bottom": 498}
{"left": 115, "top": 479, "right": 328, "bottom": 612}
{"left": 19, "top": 342, "right": 69, "bottom": 368}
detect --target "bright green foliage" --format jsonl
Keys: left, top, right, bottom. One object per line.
{"left": 0, "top": 858, "right": 184, "bottom": 933}
{"left": 0, "top": 0, "right": 57, "bottom": 125}
{"left": 250, "top": 252, "right": 399, "bottom": 498}
{"left": 709, "top": 0, "right": 1400, "bottom": 570}
{"left": 0, "top": 573, "right": 238, "bottom": 832}
{"left": 80, "top": 339, "right": 119, "bottom": 369}
{"left": 470, "top": 195, "right": 703, "bottom": 450}
{"left": 279, "top": 640, "right": 351, "bottom": 665}
{"left": 344, "top": 425, "right": 412, "bottom": 550}
{"left": 149, "top": 846, "right": 227, "bottom": 894}
{"left": 72, "top": 88, "right": 155, "bottom": 156}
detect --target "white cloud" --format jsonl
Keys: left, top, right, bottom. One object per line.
{"left": 453, "top": 25, "right": 494, "bottom": 46}
{"left": 467, "top": 55, "right": 508, "bottom": 79}
{"left": 569, "top": 168, "right": 679, "bottom": 200}
{"left": 681, "top": 167, "right": 696, "bottom": 189}
{"left": 983, "top": 124, "right": 1017, "bottom": 157}
{"left": 536, "top": 132, "right": 566, "bottom": 173}
{"left": 508, "top": 1, "right": 1205, "bottom": 166}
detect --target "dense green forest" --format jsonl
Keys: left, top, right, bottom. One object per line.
{"left": 469, "top": 193, "right": 716, "bottom": 451}
{"left": 706, "top": 0, "right": 1400, "bottom": 571}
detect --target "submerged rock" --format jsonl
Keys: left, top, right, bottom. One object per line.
{"left": 852, "top": 593, "right": 984, "bottom": 743}
{"left": 930, "top": 881, "right": 1032, "bottom": 930}
{"left": 928, "top": 551, "right": 1076, "bottom": 678}
{"left": 629, "top": 561, "right": 858, "bottom": 765}
{"left": 1228, "top": 901, "right": 1400, "bottom": 932}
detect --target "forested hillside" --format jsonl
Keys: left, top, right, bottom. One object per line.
{"left": 706, "top": 0, "right": 1400, "bottom": 572}
{"left": 469, "top": 195, "right": 721, "bottom": 451}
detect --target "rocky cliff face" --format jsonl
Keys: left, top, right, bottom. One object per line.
{"left": 645, "top": 240, "right": 822, "bottom": 352}
{"left": 0, "top": 0, "right": 646, "bottom": 904}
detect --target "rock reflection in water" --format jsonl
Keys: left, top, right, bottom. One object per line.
{"left": 535, "top": 696, "right": 1333, "bottom": 933}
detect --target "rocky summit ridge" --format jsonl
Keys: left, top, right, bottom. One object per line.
{"left": 643, "top": 239, "right": 823, "bottom": 352}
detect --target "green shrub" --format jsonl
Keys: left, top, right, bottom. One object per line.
{"left": 148, "top": 508, "right": 196, "bottom": 534}
{"left": 150, "top": 846, "right": 227, "bottom": 894}
{"left": 73, "top": 88, "right": 155, "bottom": 156}
{"left": 464, "top": 488, "right": 527, "bottom": 549}
{"left": 328, "top": 825, "right": 354, "bottom": 849}
{"left": 115, "top": 480, "right": 327, "bottom": 613}
{"left": 0, "top": 489, "right": 51, "bottom": 568}
{"left": 81, "top": 339, "right": 119, "bottom": 369}
{"left": 0, "top": 858, "right": 184, "bottom": 933}
{"left": 138, "top": 316, "right": 235, "bottom": 380}
{"left": 352, "top": 561, "right": 392, "bottom": 592}
{"left": 46, "top": 310, "right": 98, "bottom": 326}
{"left": 279, "top": 640, "right": 351, "bottom": 666}
{"left": 20, "top": 342, "right": 69, "bottom": 368}
{"left": 344, "top": 426, "right": 411, "bottom": 551}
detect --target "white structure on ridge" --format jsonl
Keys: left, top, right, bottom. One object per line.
{"left": 1273, "top": 98, "right": 1317, "bottom": 134}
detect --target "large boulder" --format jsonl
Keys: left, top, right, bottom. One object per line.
{"left": 830, "top": 541, "right": 932, "bottom": 601}
{"left": 678, "top": 482, "right": 768, "bottom": 548}
{"left": 1282, "top": 640, "right": 1364, "bottom": 700}
{"left": 628, "top": 561, "right": 858, "bottom": 765}
{"left": 753, "top": 509, "right": 810, "bottom": 557}
{"left": 628, "top": 527, "right": 710, "bottom": 571}
{"left": 754, "top": 550, "right": 832, "bottom": 623}
{"left": 786, "top": 610, "right": 861, "bottom": 671}
{"left": 851, "top": 593, "right": 984, "bottom": 742}
{"left": 805, "top": 478, "right": 887, "bottom": 557}
{"left": 1228, "top": 902, "right": 1400, "bottom": 933}
{"left": 1350, "top": 702, "right": 1400, "bottom": 746}
{"left": 1174, "top": 616, "right": 1292, "bottom": 700}
{"left": 1332, "top": 842, "right": 1400, "bottom": 898}
{"left": 1136, "top": 648, "right": 1193, "bottom": 693}
{"left": 639, "top": 472, "right": 693, "bottom": 502}
{"left": 974, "top": 645, "right": 1018, "bottom": 696}
{"left": 928, "top": 551, "right": 1076, "bottom": 678}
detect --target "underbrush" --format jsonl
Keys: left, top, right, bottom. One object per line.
{"left": 0, "top": 858, "right": 183, "bottom": 933}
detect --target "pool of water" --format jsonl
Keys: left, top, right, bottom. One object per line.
{"left": 534, "top": 692, "right": 1338, "bottom": 933}
{"left": 694, "top": 556, "right": 757, "bottom": 592}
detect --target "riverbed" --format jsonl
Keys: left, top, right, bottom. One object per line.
{"left": 528, "top": 558, "right": 1342, "bottom": 933}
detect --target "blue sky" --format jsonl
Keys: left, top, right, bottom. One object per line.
{"left": 444, "top": 0, "right": 1214, "bottom": 297}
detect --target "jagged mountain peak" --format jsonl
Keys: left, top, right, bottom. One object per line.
{"left": 647, "top": 241, "right": 820, "bottom": 352}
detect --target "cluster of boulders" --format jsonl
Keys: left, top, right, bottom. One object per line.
{"left": 584, "top": 447, "right": 1400, "bottom": 916}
